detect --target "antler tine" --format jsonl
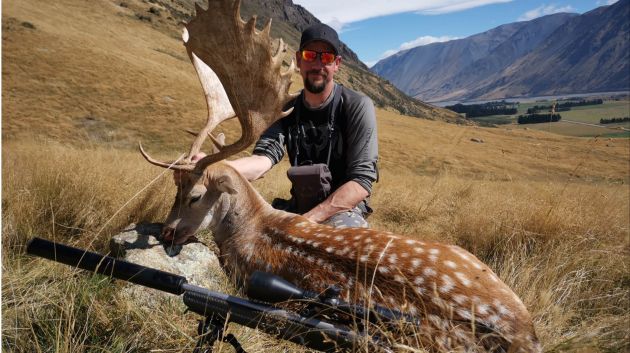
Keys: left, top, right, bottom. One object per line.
{"left": 272, "top": 38, "right": 286, "bottom": 69}
{"left": 261, "top": 18, "right": 272, "bottom": 37}
{"left": 245, "top": 15, "right": 257, "bottom": 34}
{"left": 182, "top": 0, "right": 295, "bottom": 169}
{"left": 182, "top": 29, "right": 237, "bottom": 163}
{"left": 184, "top": 129, "right": 226, "bottom": 153}
{"left": 138, "top": 142, "right": 195, "bottom": 172}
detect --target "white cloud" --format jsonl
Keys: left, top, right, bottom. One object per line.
{"left": 367, "top": 35, "right": 458, "bottom": 67}
{"left": 596, "top": 0, "right": 618, "bottom": 5}
{"left": 518, "top": 4, "right": 576, "bottom": 21}
{"left": 293, "top": 0, "right": 512, "bottom": 31}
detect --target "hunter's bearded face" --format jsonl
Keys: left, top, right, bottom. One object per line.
{"left": 297, "top": 41, "right": 340, "bottom": 94}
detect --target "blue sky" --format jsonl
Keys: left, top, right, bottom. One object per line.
{"left": 293, "top": 0, "right": 619, "bottom": 67}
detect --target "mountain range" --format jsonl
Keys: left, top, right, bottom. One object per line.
{"left": 372, "top": 0, "right": 629, "bottom": 103}
{"left": 220, "top": 0, "right": 463, "bottom": 121}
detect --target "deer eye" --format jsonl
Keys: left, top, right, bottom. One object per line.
{"left": 189, "top": 195, "right": 202, "bottom": 206}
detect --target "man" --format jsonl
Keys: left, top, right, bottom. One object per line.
{"left": 226, "top": 23, "right": 378, "bottom": 228}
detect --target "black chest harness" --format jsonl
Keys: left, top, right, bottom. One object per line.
{"left": 284, "top": 87, "right": 343, "bottom": 214}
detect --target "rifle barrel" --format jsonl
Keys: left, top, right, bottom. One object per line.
{"left": 26, "top": 237, "right": 187, "bottom": 295}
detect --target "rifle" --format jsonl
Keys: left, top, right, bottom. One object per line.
{"left": 26, "top": 237, "right": 419, "bottom": 353}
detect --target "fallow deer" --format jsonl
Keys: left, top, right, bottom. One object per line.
{"left": 140, "top": 1, "right": 541, "bottom": 351}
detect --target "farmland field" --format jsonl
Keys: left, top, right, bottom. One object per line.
{"left": 467, "top": 100, "right": 630, "bottom": 137}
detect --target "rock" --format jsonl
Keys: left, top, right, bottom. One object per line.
{"left": 110, "top": 223, "right": 227, "bottom": 309}
{"left": 21, "top": 21, "right": 35, "bottom": 29}
{"left": 470, "top": 137, "right": 484, "bottom": 143}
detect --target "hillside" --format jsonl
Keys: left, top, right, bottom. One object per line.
{"left": 107, "top": 0, "right": 463, "bottom": 122}
{"left": 372, "top": 0, "right": 629, "bottom": 102}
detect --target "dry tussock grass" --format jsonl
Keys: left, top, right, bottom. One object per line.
{"left": 3, "top": 0, "right": 629, "bottom": 351}
{"left": 2, "top": 138, "right": 628, "bottom": 352}
{"left": 371, "top": 168, "right": 629, "bottom": 351}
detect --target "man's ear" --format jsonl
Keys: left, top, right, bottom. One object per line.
{"left": 216, "top": 174, "right": 238, "bottom": 195}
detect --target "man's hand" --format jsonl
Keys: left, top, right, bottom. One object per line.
{"left": 303, "top": 181, "right": 368, "bottom": 223}
{"left": 173, "top": 152, "right": 207, "bottom": 185}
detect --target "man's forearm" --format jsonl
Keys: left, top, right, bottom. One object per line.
{"left": 303, "top": 181, "right": 369, "bottom": 223}
{"left": 225, "top": 155, "right": 273, "bottom": 181}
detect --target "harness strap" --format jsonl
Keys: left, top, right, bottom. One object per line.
{"left": 292, "top": 85, "right": 344, "bottom": 167}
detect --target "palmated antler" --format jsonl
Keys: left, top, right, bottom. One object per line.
{"left": 140, "top": 0, "right": 296, "bottom": 171}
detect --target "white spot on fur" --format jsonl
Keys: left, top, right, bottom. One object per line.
{"left": 414, "top": 276, "right": 424, "bottom": 285}
{"left": 494, "top": 299, "right": 514, "bottom": 317}
{"left": 444, "top": 260, "right": 457, "bottom": 269}
{"left": 312, "top": 242, "right": 320, "bottom": 248}
{"left": 378, "top": 266, "right": 390, "bottom": 274}
{"left": 394, "top": 275, "right": 405, "bottom": 283}
{"left": 456, "top": 308, "right": 473, "bottom": 320}
{"left": 360, "top": 255, "right": 369, "bottom": 263}
{"left": 453, "top": 247, "right": 472, "bottom": 261}
{"left": 477, "top": 304, "right": 490, "bottom": 315}
{"left": 405, "top": 239, "right": 415, "bottom": 245}
{"left": 413, "top": 247, "right": 425, "bottom": 254}
{"left": 388, "top": 254, "right": 398, "bottom": 264}
{"left": 411, "top": 259, "right": 422, "bottom": 268}
{"left": 429, "top": 249, "right": 440, "bottom": 255}
{"left": 454, "top": 272, "right": 471, "bottom": 287}
{"left": 326, "top": 247, "right": 335, "bottom": 253}
{"left": 414, "top": 286, "right": 426, "bottom": 295}
{"left": 296, "top": 222, "right": 308, "bottom": 227}
{"left": 429, "top": 255, "right": 438, "bottom": 262}
{"left": 453, "top": 294, "right": 468, "bottom": 305}
{"left": 334, "top": 235, "right": 343, "bottom": 241}
{"left": 439, "top": 274, "right": 454, "bottom": 293}
{"left": 423, "top": 268, "right": 436, "bottom": 277}
{"left": 364, "top": 237, "right": 373, "bottom": 243}
{"left": 472, "top": 262, "right": 483, "bottom": 270}
{"left": 336, "top": 248, "right": 351, "bottom": 256}
{"left": 400, "top": 252, "right": 409, "bottom": 258}
{"left": 353, "top": 235, "right": 362, "bottom": 240}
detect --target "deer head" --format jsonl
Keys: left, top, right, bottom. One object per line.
{"left": 139, "top": 0, "right": 297, "bottom": 242}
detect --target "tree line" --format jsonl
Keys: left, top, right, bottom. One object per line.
{"left": 518, "top": 113, "right": 562, "bottom": 124}
{"left": 600, "top": 117, "right": 630, "bottom": 124}
{"left": 445, "top": 101, "right": 518, "bottom": 118}
{"left": 526, "top": 99, "right": 603, "bottom": 114}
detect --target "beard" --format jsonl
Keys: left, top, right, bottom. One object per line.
{"left": 304, "top": 69, "right": 328, "bottom": 94}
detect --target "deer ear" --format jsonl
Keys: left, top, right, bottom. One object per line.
{"left": 216, "top": 174, "right": 237, "bottom": 195}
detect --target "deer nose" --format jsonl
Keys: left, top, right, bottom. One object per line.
{"left": 161, "top": 226, "right": 175, "bottom": 242}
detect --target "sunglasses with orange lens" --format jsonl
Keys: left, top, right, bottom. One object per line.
{"left": 301, "top": 50, "right": 337, "bottom": 65}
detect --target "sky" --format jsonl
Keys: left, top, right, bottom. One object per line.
{"left": 292, "top": 0, "right": 619, "bottom": 67}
